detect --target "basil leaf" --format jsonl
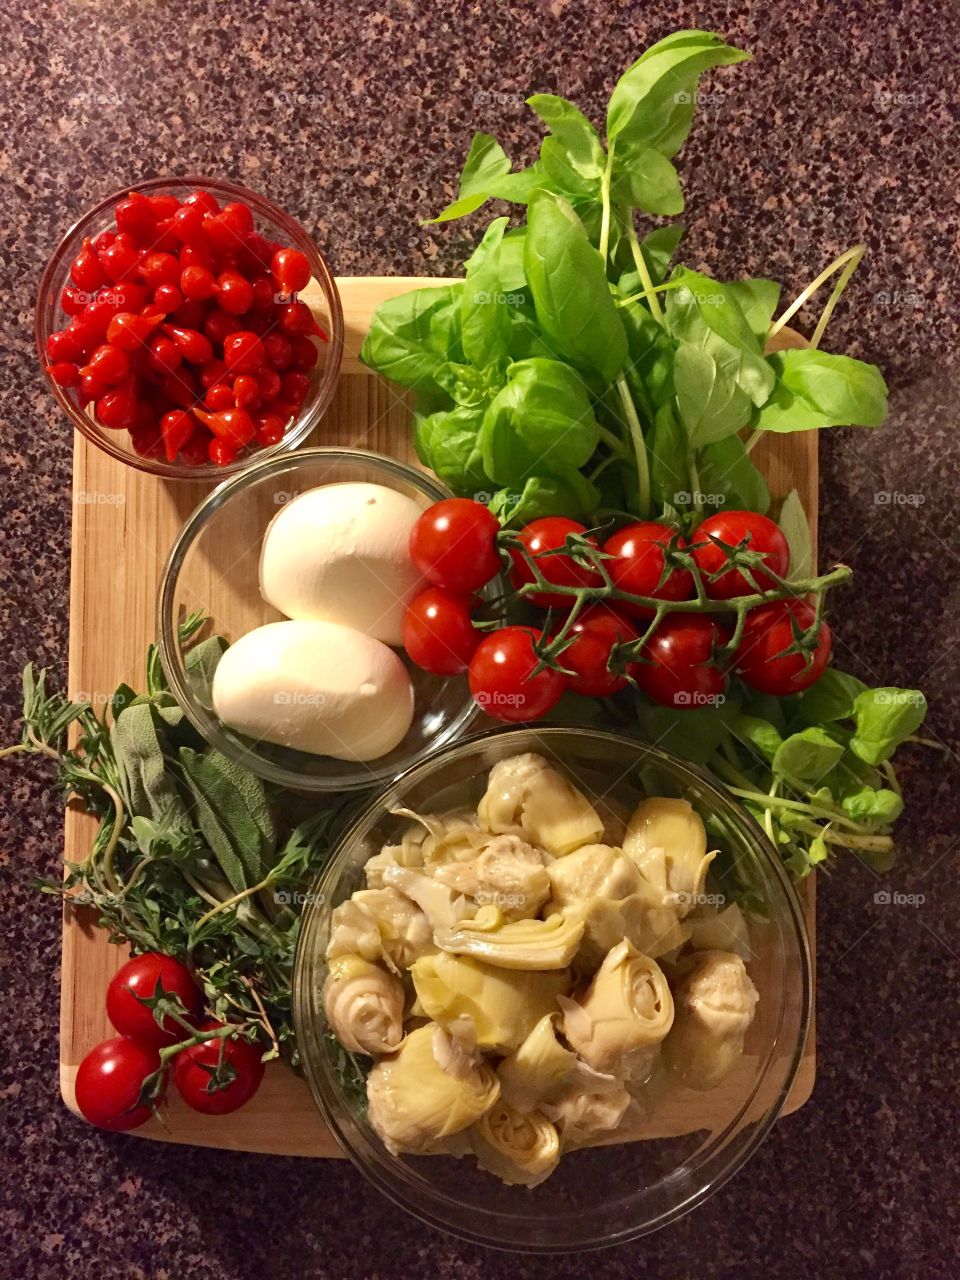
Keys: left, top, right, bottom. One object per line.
{"left": 480, "top": 357, "right": 599, "bottom": 485}
{"left": 777, "top": 488, "right": 813, "bottom": 578}
{"left": 413, "top": 405, "right": 491, "bottom": 497}
{"left": 648, "top": 403, "right": 688, "bottom": 510}
{"left": 634, "top": 696, "right": 741, "bottom": 766}
{"left": 674, "top": 344, "right": 752, "bottom": 445}
{"left": 527, "top": 94, "right": 605, "bottom": 179}
{"left": 425, "top": 133, "right": 511, "bottom": 224}
{"left": 756, "top": 349, "right": 888, "bottom": 432}
{"left": 610, "top": 141, "right": 684, "bottom": 216}
{"left": 773, "top": 727, "right": 846, "bottom": 783}
{"left": 794, "top": 668, "right": 868, "bottom": 725}
{"left": 461, "top": 217, "right": 512, "bottom": 369}
{"left": 727, "top": 278, "right": 781, "bottom": 342}
{"left": 841, "top": 786, "right": 904, "bottom": 824}
{"left": 465, "top": 227, "right": 528, "bottom": 293}
{"left": 666, "top": 268, "right": 775, "bottom": 408}
{"left": 635, "top": 225, "right": 685, "bottom": 284}
{"left": 621, "top": 299, "right": 676, "bottom": 409}
{"left": 607, "top": 31, "right": 749, "bottom": 154}
{"left": 524, "top": 190, "right": 628, "bottom": 386}
{"left": 850, "top": 688, "right": 927, "bottom": 765}
{"left": 359, "top": 284, "right": 463, "bottom": 393}
{"left": 733, "top": 714, "right": 784, "bottom": 762}
{"left": 696, "top": 435, "right": 770, "bottom": 513}
{"left": 490, "top": 471, "right": 600, "bottom": 524}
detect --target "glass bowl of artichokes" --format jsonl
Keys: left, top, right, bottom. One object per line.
{"left": 293, "top": 726, "right": 811, "bottom": 1251}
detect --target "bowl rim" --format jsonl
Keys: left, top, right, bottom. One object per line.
{"left": 293, "top": 723, "right": 813, "bottom": 1252}
{"left": 35, "top": 174, "right": 344, "bottom": 481}
{"left": 156, "top": 445, "right": 482, "bottom": 792}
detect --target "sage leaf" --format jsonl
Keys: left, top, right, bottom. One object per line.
{"left": 777, "top": 488, "right": 813, "bottom": 578}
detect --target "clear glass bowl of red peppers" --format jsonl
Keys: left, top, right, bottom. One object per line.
{"left": 35, "top": 177, "right": 344, "bottom": 479}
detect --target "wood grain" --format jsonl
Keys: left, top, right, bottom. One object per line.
{"left": 61, "top": 277, "right": 816, "bottom": 1155}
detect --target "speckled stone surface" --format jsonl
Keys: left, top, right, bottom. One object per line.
{"left": 1, "top": 1, "right": 957, "bottom": 1276}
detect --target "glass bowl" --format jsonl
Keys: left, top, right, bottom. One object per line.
{"left": 36, "top": 176, "right": 344, "bottom": 480}
{"left": 157, "top": 447, "right": 486, "bottom": 792}
{"left": 293, "top": 726, "right": 812, "bottom": 1252}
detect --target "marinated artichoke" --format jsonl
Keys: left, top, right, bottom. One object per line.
{"left": 322, "top": 954, "right": 405, "bottom": 1055}
{"left": 663, "top": 950, "right": 759, "bottom": 1090}
{"left": 411, "top": 950, "right": 571, "bottom": 1052}
{"left": 366, "top": 1023, "right": 500, "bottom": 1154}
{"left": 560, "top": 940, "right": 674, "bottom": 1080}
{"left": 623, "top": 797, "right": 716, "bottom": 916}
{"left": 469, "top": 1101, "right": 561, "bottom": 1187}
{"left": 434, "top": 905, "right": 584, "bottom": 970}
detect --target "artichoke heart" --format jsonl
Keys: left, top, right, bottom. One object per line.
{"left": 469, "top": 1101, "right": 561, "bottom": 1187}
{"left": 478, "top": 752, "right": 603, "bottom": 856}
{"left": 326, "top": 886, "right": 433, "bottom": 971}
{"left": 366, "top": 1023, "right": 500, "bottom": 1154}
{"left": 547, "top": 843, "right": 643, "bottom": 906}
{"left": 541, "top": 1085, "right": 632, "bottom": 1151}
{"left": 623, "top": 797, "right": 716, "bottom": 916}
{"left": 322, "top": 954, "right": 405, "bottom": 1056}
{"left": 663, "top": 950, "right": 759, "bottom": 1091}
{"left": 434, "top": 905, "right": 584, "bottom": 970}
{"left": 381, "top": 864, "right": 475, "bottom": 930}
{"left": 560, "top": 940, "right": 674, "bottom": 1080}
{"left": 687, "top": 903, "right": 752, "bottom": 961}
{"left": 497, "top": 1013, "right": 577, "bottom": 1113}
{"left": 411, "top": 950, "right": 571, "bottom": 1052}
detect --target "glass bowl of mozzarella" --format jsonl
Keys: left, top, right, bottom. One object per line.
{"left": 293, "top": 726, "right": 812, "bottom": 1251}
{"left": 157, "top": 447, "right": 487, "bottom": 792}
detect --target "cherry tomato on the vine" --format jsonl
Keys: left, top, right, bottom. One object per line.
{"left": 558, "top": 606, "right": 639, "bottom": 698}
{"left": 106, "top": 953, "right": 202, "bottom": 1046}
{"left": 602, "top": 521, "right": 694, "bottom": 618}
{"left": 635, "top": 614, "right": 729, "bottom": 710}
{"left": 75, "top": 1036, "right": 162, "bottom": 1131}
{"left": 734, "top": 598, "right": 831, "bottom": 695}
{"left": 468, "top": 626, "right": 566, "bottom": 722}
{"left": 409, "top": 498, "right": 501, "bottom": 592}
{"left": 403, "top": 587, "right": 480, "bottom": 675}
{"left": 691, "top": 511, "right": 790, "bottom": 599}
{"left": 173, "top": 1021, "right": 264, "bottom": 1115}
{"left": 508, "top": 516, "right": 601, "bottom": 609}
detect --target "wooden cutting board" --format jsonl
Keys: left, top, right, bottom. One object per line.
{"left": 60, "top": 276, "right": 817, "bottom": 1154}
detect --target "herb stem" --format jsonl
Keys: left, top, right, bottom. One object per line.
{"left": 193, "top": 870, "right": 281, "bottom": 933}
{"left": 769, "top": 244, "right": 865, "bottom": 342}
{"left": 598, "top": 146, "right": 615, "bottom": 262}
{"left": 626, "top": 222, "right": 664, "bottom": 323}
{"left": 615, "top": 374, "right": 651, "bottom": 516}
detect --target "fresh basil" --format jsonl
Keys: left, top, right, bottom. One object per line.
{"left": 756, "top": 349, "right": 888, "bottom": 432}
{"left": 850, "top": 688, "right": 927, "bottom": 765}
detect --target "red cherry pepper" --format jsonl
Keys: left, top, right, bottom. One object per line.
{"left": 70, "top": 237, "right": 106, "bottom": 291}
{"left": 163, "top": 325, "right": 213, "bottom": 365}
{"left": 222, "top": 330, "right": 265, "bottom": 374}
{"left": 139, "top": 252, "right": 181, "bottom": 289}
{"left": 278, "top": 300, "right": 325, "bottom": 338}
{"left": 271, "top": 247, "right": 311, "bottom": 296}
{"left": 80, "top": 343, "right": 131, "bottom": 386}
{"left": 207, "top": 437, "right": 238, "bottom": 466}
{"left": 96, "top": 382, "right": 139, "bottom": 430}
{"left": 46, "top": 361, "right": 80, "bottom": 388}
{"left": 216, "top": 270, "right": 254, "bottom": 316}
{"left": 192, "top": 406, "right": 256, "bottom": 448}
{"left": 204, "top": 383, "right": 234, "bottom": 411}
{"left": 106, "top": 311, "right": 164, "bottom": 351}
{"left": 114, "top": 194, "right": 157, "bottom": 243}
{"left": 160, "top": 409, "right": 195, "bottom": 462}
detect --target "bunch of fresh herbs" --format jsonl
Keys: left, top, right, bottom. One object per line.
{"left": 4, "top": 614, "right": 341, "bottom": 1066}
{"left": 360, "top": 29, "right": 887, "bottom": 527}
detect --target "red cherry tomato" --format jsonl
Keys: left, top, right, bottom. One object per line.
{"left": 106, "top": 952, "right": 202, "bottom": 1046}
{"left": 635, "top": 614, "right": 729, "bottom": 710}
{"left": 602, "top": 521, "right": 694, "bottom": 619}
{"left": 173, "top": 1022, "right": 264, "bottom": 1115}
{"left": 735, "top": 599, "right": 832, "bottom": 695}
{"left": 559, "top": 606, "right": 639, "bottom": 698}
{"left": 75, "top": 1036, "right": 161, "bottom": 1131}
{"left": 403, "top": 587, "right": 480, "bottom": 675}
{"left": 509, "top": 516, "right": 601, "bottom": 608}
{"left": 409, "top": 499, "right": 501, "bottom": 592}
{"left": 691, "top": 511, "right": 791, "bottom": 599}
{"left": 468, "top": 626, "right": 566, "bottom": 722}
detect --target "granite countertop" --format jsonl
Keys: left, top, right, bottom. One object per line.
{"left": 1, "top": 1, "right": 957, "bottom": 1276}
